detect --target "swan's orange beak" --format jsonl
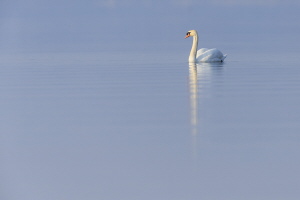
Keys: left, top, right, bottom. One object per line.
{"left": 185, "top": 35, "right": 190, "bottom": 39}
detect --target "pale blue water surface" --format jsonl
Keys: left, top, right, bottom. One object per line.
{"left": 1, "top": 45, "right": 300, "bottom": 200}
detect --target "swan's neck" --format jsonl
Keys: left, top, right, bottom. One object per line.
{"left": 189, "top": 34, "right": 198, "bottom": 63}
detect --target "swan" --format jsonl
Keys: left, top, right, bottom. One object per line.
{"left": 185, "top": 30, "right": 227, "bottom": 63}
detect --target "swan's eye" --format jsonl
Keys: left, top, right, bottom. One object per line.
{"left": 186, "top": 32, "right": 190, "bottom": 36}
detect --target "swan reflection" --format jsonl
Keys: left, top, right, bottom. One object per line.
{"left": 188, "top": 62, "right": 224, "bottom": 157}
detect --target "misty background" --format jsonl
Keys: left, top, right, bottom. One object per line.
{"left": 1, "top": 0, "right": 299, "bottom": 54}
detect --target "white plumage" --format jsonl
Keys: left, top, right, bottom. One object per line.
{"left": 185, "top": 30, "right": 227, "bottom": 63}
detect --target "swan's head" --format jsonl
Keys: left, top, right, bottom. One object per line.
{"left": 185, "top": 30, "right": 197, "bottom": 38}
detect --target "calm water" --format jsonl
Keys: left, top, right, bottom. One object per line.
{"left": 1, "top": 48, "right": 300, "bottom": 200}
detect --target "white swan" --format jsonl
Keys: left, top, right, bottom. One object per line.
{"left": 185, "top": 30, "right": 227, "bottom": 63}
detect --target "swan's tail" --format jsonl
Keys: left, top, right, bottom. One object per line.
{"left": 222, "top": 54, "right": 227, "bottom": 62}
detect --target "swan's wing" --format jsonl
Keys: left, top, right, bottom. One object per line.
{"left": 196, "top": 48, "right": 209, "bottom": 57}
{"left": 197, "top": 48, "right": 226, "bottom": 62}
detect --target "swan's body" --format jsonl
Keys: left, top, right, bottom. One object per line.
{"left": 185, "top": 30, "right": 226, "bottom": 63}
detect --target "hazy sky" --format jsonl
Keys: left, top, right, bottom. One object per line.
{"left": 0, "top": 0, "right": 299, "bottom": 53}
